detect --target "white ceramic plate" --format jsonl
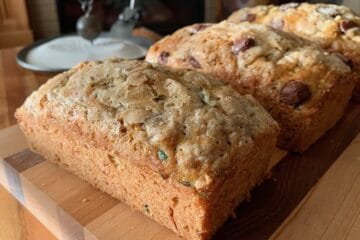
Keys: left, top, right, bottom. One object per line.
{"left": 17, "top": 33, "right": 151, "bottom": 73}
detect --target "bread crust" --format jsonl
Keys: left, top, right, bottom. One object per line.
{"left": 15, "top": 59, "right": 278, "bottom": 240}
{"left": 145, "top": 21, "right": 355, "bottom": 152}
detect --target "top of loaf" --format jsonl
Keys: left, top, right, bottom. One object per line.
{"left": 227, "top": 2, "right": 360, "bottom": 66}
{"left": 21, "top": 59, "right": 278, "bottom": 192}
{"left": 145, "top": 21, "right": 351, "bottom": 110}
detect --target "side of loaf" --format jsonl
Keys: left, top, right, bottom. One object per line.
{"left": 15, "top": 59, "right": 279, "bottom": 240}
{"left": 145, "top": 21, "right": 355, "bottom": 152}
{"left": 227, "top": 2, "right": 360, "bottom": 99}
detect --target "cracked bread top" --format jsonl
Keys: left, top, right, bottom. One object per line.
{"left": 19, "top": 59, "right": 278, "bottom": 192}
{"left": 227, "top": 3, "right": 360, "bottom": 70}
{"left": 145, "top": 21, "right": 352, "bottom": 111}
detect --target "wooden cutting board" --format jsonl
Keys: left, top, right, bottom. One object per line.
{"left": 1, "top": 102, "right": 360, "bottom": 240}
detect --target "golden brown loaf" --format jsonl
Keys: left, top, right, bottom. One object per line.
{"left": 228, "top": 2, "right": 360, "bottom": 99}
{"left": 16, "top": 59, "right": 279, "bottom": 240}
{"left": 145, "top": 21, "right": 355, "bottom": 152}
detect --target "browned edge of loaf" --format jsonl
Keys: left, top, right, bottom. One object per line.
{"left": 15, "top": 104, "right": 277, "bottom": 240}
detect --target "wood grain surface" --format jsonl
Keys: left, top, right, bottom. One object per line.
{"left": 272, "top": 136, "right": 360, "bottom": 239}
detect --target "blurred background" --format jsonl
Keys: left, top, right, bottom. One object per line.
{"left": 0, "top": 0, "right": 359, "bottom": 49}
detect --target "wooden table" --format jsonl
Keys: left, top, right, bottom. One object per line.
{"left": 1, "top": 43, "right": 360, "bottom": 239}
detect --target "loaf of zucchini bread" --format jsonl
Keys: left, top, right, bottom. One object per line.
{"left": 228, "top": 2, "right": 360, "bottom": 99}
{"left": 16, "top": 59, "right": 279, "bottom": 240}
{"left": 145, "top": 21, "right": 355, "bottom": 152}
